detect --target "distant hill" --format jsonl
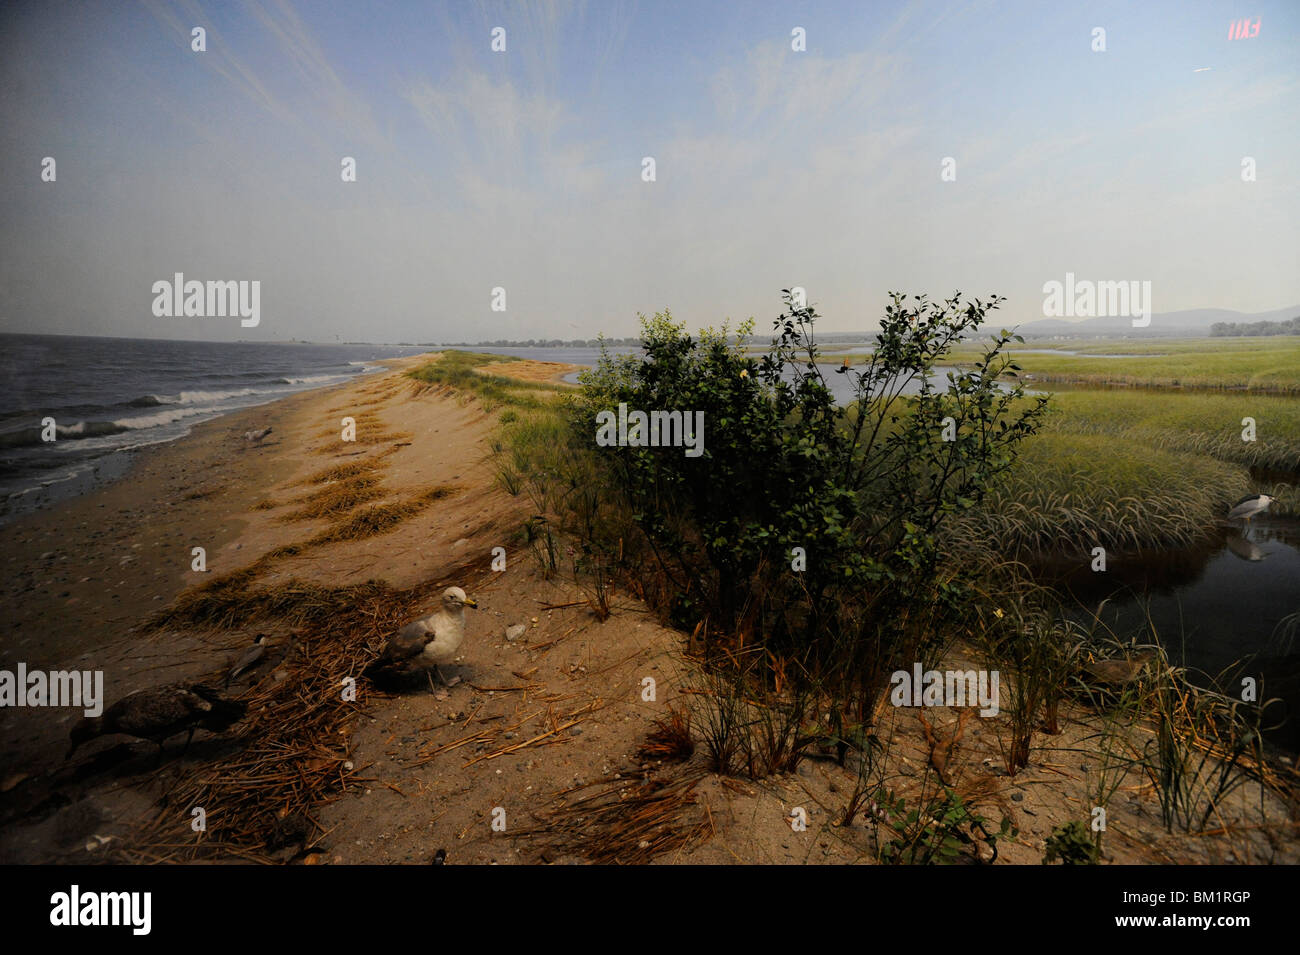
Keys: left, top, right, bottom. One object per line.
{"left": 1014, "top": 305, "right": 1300, "bottom": 338}
{"left": 1210, "top": 316, "right": 1300, "bottom": 337}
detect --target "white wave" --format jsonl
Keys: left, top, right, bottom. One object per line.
{"left": 112, "top": 405, "right": 228, "bottom": 430}
{"left": 276, "top": 374, "right": 339, "bottom": 385}
{"left": 177, "top": 388, "right": 260, "bottom": 404}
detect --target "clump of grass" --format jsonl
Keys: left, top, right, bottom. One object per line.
{"left": 688, "top": 656, "right": 818, "bottom": 779}
{"left": 638, "top": 705, "right": 695, "bottom": 762}
{"left": 417, "top": 483, "right": 457, "bottom": 504}
{"left": 250, "top": 498, "right": 279, "bottom": 511}
{"left": 1144, "top": 663, "right": 1269, "bottom": 834}
{"left": 148, "top": 567, "right": 396, "bottom": 632}
{"left": 496, "top": 462, "right": 522, "bottom": 496}
{"left": 297, "top": 459, "right": 382, "bottom": 486}
{"left": 524, "top": 516, "right": 560, "bottom": 579}
{"left": 279, "top": 476, "right": 383, "bottom": 522}
{"left": 309, "top": 499, "right": 427, "bottom": 544}
{"left": 1079, "top": 677, "right": 1146, "bottom": 856}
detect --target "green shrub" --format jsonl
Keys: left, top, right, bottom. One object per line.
{"left": 569, "top": 291, "right": 1048, "bottom": 713}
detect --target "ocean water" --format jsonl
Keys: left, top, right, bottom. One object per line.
{"left": 0, "top": 334, "right": 430, "bottom": 520}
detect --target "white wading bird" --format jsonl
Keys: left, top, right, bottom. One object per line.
{"left": 1227, "top": 493, "right": 1275, "bottom": 524}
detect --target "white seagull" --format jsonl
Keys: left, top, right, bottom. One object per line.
{"left": 365, "top": 587, "right": 478, "bottom": 688}
{"left": 244, "top": 427, "right": 273, "bottom": 444}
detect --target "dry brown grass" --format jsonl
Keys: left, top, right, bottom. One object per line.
{"left": 306, "top": 485, "right": 457, "bottom": 545}
{"left": 637, "top": 705, "right": 695, "bottom": 763}
{"left": 513, "top": 767, "right": 712, "bottom": 864}
{"left": 125, "top": 561, "right": 491, "bottom": 863}
{"left": 279, "top": 476, "right": 384, "bottom": 523}
{"left": 297, "top": 459, "right": 383, "bottom": 486}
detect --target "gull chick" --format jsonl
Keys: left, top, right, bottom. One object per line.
{"left": 365, "top": 587, "right": 477, "bottom": 688}
{"left": 244, "top": 427, "right": 273, "bottom": 444}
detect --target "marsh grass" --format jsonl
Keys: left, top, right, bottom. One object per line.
{"left": 949, "top": 386, "right": 1300, "bottom": 557}
{"left": 1046, "top": 391, "right": 1300, "bottom": 472}
{"left": 944, "top": 337, "right": 1300, "bottom": 393}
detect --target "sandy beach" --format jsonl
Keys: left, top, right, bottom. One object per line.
{"left": 1, "top": 355, "right": 1294, "bottom": 865}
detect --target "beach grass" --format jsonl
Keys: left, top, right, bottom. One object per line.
{"left": 280, "top": 475, "right": 384, "bottom": 522}
{"left": 406, "top": 350, "right": 561, "bottom": 410}
{"left": 306, "top": 484, "right": 456, "bottom": 545}
{"left": 297, "top": 458, "right": 384, "bottom": 486}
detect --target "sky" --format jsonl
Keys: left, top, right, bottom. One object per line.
{"left": 1, "top": 0, "right": 1297, "bottom": 343}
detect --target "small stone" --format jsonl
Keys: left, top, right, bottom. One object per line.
{"left": 1010, "top": 792, "right": 1024, "bottom": 802}
{"left": 505, "top": 624, "right": 527, "bottom": 641}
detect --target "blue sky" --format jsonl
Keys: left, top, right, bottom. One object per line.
{"left": 1, "top": 0, "right": 1297, "bottom": 342}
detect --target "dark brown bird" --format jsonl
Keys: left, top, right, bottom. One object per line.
{"left": 66, "top": 683, "right": 246, "bottom": 759}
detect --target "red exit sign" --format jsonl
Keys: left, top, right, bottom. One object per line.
{"left": 1229, "top": 18, "right": 1260, "bottom": 40}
